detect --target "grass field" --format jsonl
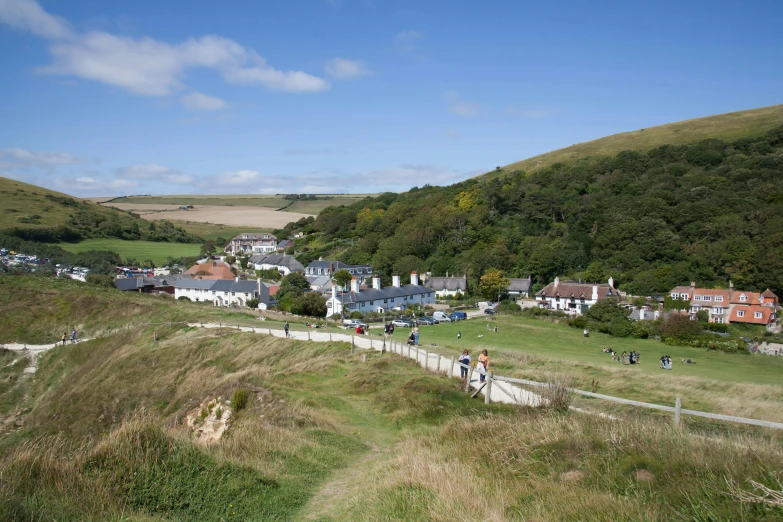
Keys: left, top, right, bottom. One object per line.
{"left": 169, "top": 221, "right": 272, "bottom": 241}
{"left": 56, "top": 238, "right": 200, "bottom": 264}
{"left": 480, "top": 104, "right": 783, "bottom": 179}
{"left": 108, "top": 194, "right": 374, "bottom": 214}
{"left": 1, "top": 275, "right": 782, "bottom": 520}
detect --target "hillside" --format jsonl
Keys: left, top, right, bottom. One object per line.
{"left": 482, "top": 104, "right": 783, "bottom": 178}
{"left": 2, "top": 275, "right": 782, "bottom": 521}
{"left": 0, "top": 176, "right": 198, "bottom": 243}
{"left": 309, "top": 116, "right": 783, "bottom": 297}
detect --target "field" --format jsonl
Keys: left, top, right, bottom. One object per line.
{"left": 106, "top": 194, "right": 374, "bottom": 213}
{"left": 1, "top": 275, "right": 782, "bottom": 521}
{"left": 56, "top": 238, "right": 201, "bottom": 265}
{"left": 103, "top": 202, "right": 313, "bottom": 228}
{"left": 169, "top": 222, "right": 272, "bottom": 241}
{"left": 480, "top": 104, "right": 783, "bottom": 179}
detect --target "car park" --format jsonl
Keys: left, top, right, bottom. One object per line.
{"left": 343, "top": 319, "right": 368, "bottom": 329}
{"left": 451, "top": 311, "right": 468, "bottom": 321}
{"left": 416, "top": 316, "right": 436, "bottom": 325}
{"left": 484, "top": 308, "right": 497, "bottom": 315}
{"left": 433, "top": 311, "right": 452, "bottom": 322}
{"left": 392, "top": 318, "right": 416, "bottom": 328}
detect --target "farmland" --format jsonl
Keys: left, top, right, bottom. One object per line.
{"left": 56, "top": 239, "right": 200, "bottom": 265}
{"left": 105, "top": 194, "right": 375, "bottom": 213}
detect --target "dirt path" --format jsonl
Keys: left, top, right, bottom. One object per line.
{"left": 2, "top": 339, "right": 91, "bottom": 374}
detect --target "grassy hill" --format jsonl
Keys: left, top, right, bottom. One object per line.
{"left": 482, "top": 104, "right": 783, "bottom": 179}
{"left": 1, "top": 275, "right": 782, "bottom": 520}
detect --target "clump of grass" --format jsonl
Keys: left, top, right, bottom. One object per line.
{"left": 215, "top": 407, "right": 223, "bottom": 420}
{"left": 230, "top": 388, "right": 249, "bottom": 411}
{"left": 539, "top": 371, "right": 576, "bottom": 411}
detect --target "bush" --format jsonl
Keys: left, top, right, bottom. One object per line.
{"left": 453, "top": 292, "right": 464, "bottom": 300}
{"left": 246, "top": 298, "right": 259, "bottom": 309}
{"left": 86, "top": 274, "right": 115, "bottom": 288}
{"left": 705, "top": 322, "right": 729, "bottom": 333}
{"left": 497, "top": 301, "right": 521, "bottom": 315}
{"left": 349, "top": 311, "right": 363, "bottom": 319}
{"left": 659, "top": 314, "right": 702, "bottom": 339}
{"left": 608, "top": 317, "right": 634, "bottom": 338}
{"left": 569, "top": 316, "right": 588, "bottom": 329}
{"left": 230, "top": 388, "right": 249, "bottom": 411}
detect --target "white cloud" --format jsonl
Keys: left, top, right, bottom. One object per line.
{"left": 394, "top": 30, "right": 421, "bottom": 53}
{"left": 56, "top": 175, "right": 138, "bottom": 192}
{"left": 116, "top": 163, "right": 195, "bottom": 185}
{"left": 443, "top": 90, "right": 480, "bottom": 117}
{"left": 0, "top": 0, "right": 71, "bottom": 38}
{"left": 324, "top": 58, "right": 373, "bottom": 79}
{"left": 181, "top": 91, "right": 226, "bottom": 110}
{"left": 0, "top": 147, "right": 84, "bottom": 169}
{"left": 0, "top": 0, "right": 329, "bottom": 97}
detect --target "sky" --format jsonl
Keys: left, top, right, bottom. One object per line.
{"left": 0, "top": 0, "right": 781, "bottom": 196}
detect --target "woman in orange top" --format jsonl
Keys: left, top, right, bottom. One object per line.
{"left": 478, "top": 349, "right": 489, "bottom": 383}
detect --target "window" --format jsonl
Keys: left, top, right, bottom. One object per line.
{"left": 703, "top": 296, "right": 711, "bottom": 301}
{"left": 671, "top": 293, "right": 679, "bottom": 299}
{"left": 755, "top": 312, "right": 763, "bottom": 319}
{"left": 740, "top": 294, "right": 747, "bottom": 302}
{"left": 694, "top": 295, "right": 702, "bottom": 300}
{"left": 737, "top": 310, "right": 745, "bottom": 317}
{"left": 682, "top": 294, "right": 689, "bottom": 300}
{"left": 715, "top": 296, "right": 723, "bottom": 302}
{"left": 712, "top": 307, "right": 723, "bottom": 314}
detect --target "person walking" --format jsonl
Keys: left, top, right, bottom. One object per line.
{"left": 284, "top": 321, "right": 290, "bottom": 338}
{"left": 71, "top": 328, "right": 77, "bottom": 344}
{"left": 478, "top": 349, "right": 489, "bottom": 383}
{"left": 413, "top": 327, "right": 419, "bottom": 346}
{"left": 583, "top": 328, "right": 589, "bottom": 338}
{"left": 458, "top": 350, "right": 470, "bottom": 378}
{"left": 61, "top": 331, "right": 67, "bottom": 347}
{"left": 457, "top": 330, "right": 462, "bottom": 340}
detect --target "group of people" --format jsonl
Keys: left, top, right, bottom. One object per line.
{"left": 458, "top": 349, "right": 490, "bottom": 382}
{"left": 59, "top": 328, "right": 77, "bottom": 346}
{"left": 601, "top": 348, "right": 641, "bottom": 365}
{"left": 383, "top": 323, "right": 396, "bottom": 337}
{"left": 660, "top": 355, "right": 673, "bottom": 370}
{"left": 406, "top": 327, "right": 420, "bottom": 346}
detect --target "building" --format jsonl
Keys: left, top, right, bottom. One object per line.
{"left": 114, "top": 275, "right": 185, "bottom": 294}
{"left": 184, "top": 260, "right": 235, "bottom": 280}
{"left": 249, "top": 253, "right": 305, "bottom": 276}
{"left": 536, "top": 277, "right": 617, "bottom": 315}
{"left": 305, "top": 274, "right": 333, "bottom": 293}
{"left": 424, "top": 273, "right": 467, "bottom": 298}
{"left": 224, "top": 233, "right": 278, "bottom": 255}
{"left": 669, "top": 282, "right": 778, "bottom": 330}
{"left": 174, "top": 277, "right": 269, "bottom": 308}
{"left": 276, "top": 239, "right": 294, "bottom": 252}
{"left": 506, "top": 277, "right": 532, "bottom": 300}
{"left": 327, "top": 272, "right": 435, "bottom": 316}
{"left": 305, "top": 259, "right": 374, "bottom": 283}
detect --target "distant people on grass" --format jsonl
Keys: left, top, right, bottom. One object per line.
{"left": 407, "top": 331, "right": 416, "bottom": 346}
{"left": 284, "top": 321, "right": 290, "bottom": 338}
{"left": 660, "top": 355, "right": 673, "bottom": 370}
{"left": 413, "top": 327, "right": 419, "bottom": 346}
{"left": 459, "top": 350, "right": 471, "bottom": 378}
{"left": 621, "top": 351, "right": 628, "bottom": 364}
{"left": 457, "top": 330, "right": 462, "bottom": 340}
{"left": 478, "top": 349, "right": 489, "bottom": 383}
{"left": 61, "top": 332, "right": 67, "bottom": 347}
{"left": 583, "top": 328, "right": 589, "bottom": 338}
{"left": 681, "top": 358, "right": 694, "bottom": 364}
{"left": 71, "top": 328, "right": 77, "bottom": 343}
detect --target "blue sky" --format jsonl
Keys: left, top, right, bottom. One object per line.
{"left": 0, "top": 0, "right": 781, "bottom": 196}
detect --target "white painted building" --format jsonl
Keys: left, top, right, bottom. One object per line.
{"left": 249, "top": 253, "right": 305, "bottom": 276}
{"left": 536, "top": 276, "right": 617, "bottom": 315}
{"left": 174, "top": 278, "right": 269, "bottom": 308}
{"left": 327, "top": 272, "right": 435, "bottom": 316}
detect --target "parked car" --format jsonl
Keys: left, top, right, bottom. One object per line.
{"left": 433, "top": 311, "right": 452, "bottom": 322}
{"left": 392, "top": 319, "right": 415, "bottom": 328}
{"left": 451, "top": 311, "right": 468, "bottom": 321}
{"left": 483, "top": 308, "right": 497, "bottom": 315}
{"left": 343, "top": 319, "right": 368, "bottom": 329}
{"left": 416, "top": 316, "right": 437, "bottom": 325}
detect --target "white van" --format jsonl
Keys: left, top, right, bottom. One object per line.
{"left": 433, "top": 311, "right": 452, "bottom": 322}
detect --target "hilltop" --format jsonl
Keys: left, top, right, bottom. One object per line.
{"left": 0, "top": 176, "right": 198, "bottom": 244}
{"left": 482, "top": 104, "right": 783, "bottom": 179}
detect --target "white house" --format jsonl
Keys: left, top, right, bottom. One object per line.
{"left": 305, "top": 259, "right": 374, "bottom": 284}
{"left": 249, "top": 253, "right": 305, "bottom": 276}
{"left": 225, "top": 233, "right": 278, "bottom": 255}
{"left": 536, "top": 276, "right": 617, "bottom": 315}
{"left": 327, "top": 272, "right": 435, "bottom": 316}
{"left": 424, "top": 273, "right": 467, "bottom": 298}
{"left": 174, "top": 277, "right": 270, "bottom": 308}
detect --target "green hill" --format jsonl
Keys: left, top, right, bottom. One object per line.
{"left": 0, "top": 176, "right": 198, "bottom": 243}
{"left": 1, "top": 275, "right": 782, "bottom": 520}
{"left": 483, "top": 104, "right": 783, "bottom": 179}
{"left": 309, "top": 111, "right": 783, "bottom": 297}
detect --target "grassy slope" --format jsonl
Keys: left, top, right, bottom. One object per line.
{"left": 1, "top": 276, "right": 782, "bottom": 521}
{"left": 110, "top": 195, "right": 376, "bottom": 214}
{"left": 166, "top": 222, "right": 272, "bottom": 241}
{"left": 55, "top": 238, "right": 201, "bottom": 265}
{"left": 480, "top": 104, "right": 783, "bottom": 179}
{"left": 0, "top": 176, "right": 141, "bottom": 231}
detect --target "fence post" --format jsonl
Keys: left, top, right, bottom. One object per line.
{"left": 674, "top": 397, "right": 681, "bottom": 427}
{"left": 465, "top": 364, "right": 474, "bottom": 392}
{"left": 424, "top": 350, "right": 429, "bottom": 370}
{"left": 351, "top": 336, "right": 354, "bottom": 354}
{"left": 153, "top": 331, "right": 157, "bottom": 343}
{"left": 308, "top": 332, "right": 311, "bottom": 341}
{"left": 485, "top": 371, "right": 494, "bottom": 404}
{"left": 407, "top": 343, "right": 411, "bottom": 359}
{"left": 450, "top": 355, "right": 455, "bottom": 377}
{"left": 371, "top": 339, "right": 373, "bottom": 350}
{"left": 269, "top": 328, "right": 272, "bottom": 335}
{"left": 436, "top": 353, "right": 441, "bottom": 372}
{"left": 362, "top": 354, "right": 366, "bottom": 363}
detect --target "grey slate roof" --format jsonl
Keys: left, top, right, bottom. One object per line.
{"left": 306, "top": 260, "right": 372, "bottom": 274}
{"left": 425, "top": 275, "right": 467, "bottom": 292}
{"left": 333, "top": 284, "right": 433, "bottom": 304}
{"left": 250, "top": 253, "right": 305, "bottom": 272}
{"left": 115, "top": 275, "right": 185, "bottom": 291}
{"left": 277, "top": 239, "right": 293, "bottom": 249}
{"left": 174, "top": 278, "right": 259, "bottom": 293}
{"left": 507, "top": 278, "right": 532, "bottom": 293}
{"left": 231, "top": 233, "right": 277, "bottom": 240}
{"left": 175, "top": 279, "right": 216, "bottom": 290}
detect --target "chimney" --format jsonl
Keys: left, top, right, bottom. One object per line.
{"left": 392, "top": 274, "right": 401, "bottom": 288}
{"left": 411, "top": 271, "right": 419, "bottom": 286}
{"left": 350, "top": 276, "right": 360, "bottom": 293}
{"left": 608, "top": 276, "right": 614, "bottom": 288}
{"left": 592, "top": 285, "right": 598, "bottom": 301}
{"left": 257, "top": 278, "right": 262, "bottom": 296}
{"left": 554, "top": 276, "right": 560, "bottom": 288}
{"left": 372, "top": 275, "right": 381, "bottom": 290}
{"left": 690, "top": 281, "right": 696, "bottom": 295}
{"left": 235, "top": 276, "right": 239, "bottom": 282}
{"left": 332, "top": 282, "right": 337, "bottom": 303}
{"left": 729, "top": 280, "right": 734, "bottom": 301}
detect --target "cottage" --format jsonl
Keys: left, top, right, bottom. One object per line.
{"left": 424, "top": 273, "right": 467, "bottom": 298}
{"left": 669, "top": 282, "right": 778, "bottom": 330}
{"left": 536, "top": 277, "right": 617, "bottom": 315}
{"left": 506, "top": 277, "right": 532, "bottom": 300}
{"left": 184, "top": 260, "right": 234, "bottom": 280}
{"left": 174, "top": 277, "right": 270, "bottom": 308}
{"left": 327, "top": 272, "right": 435, "bottom": 316}
{"left": 249, "top": 253, "right": 305, "bottom": 276}
{"left": 114, "top": 275, "right": 185, "bottom": 294}
{"left": 275, "top": 239, "right": 294, "bottom": 252}
{"left": 224, "top": 233, "right": 278, "bottom": 255}
{"left": 305, "top": 259, "right": 374, "bottom": 283}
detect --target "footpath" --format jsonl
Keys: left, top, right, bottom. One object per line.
{"left": 2, "top": 339, "right": 92, "bottom": 374}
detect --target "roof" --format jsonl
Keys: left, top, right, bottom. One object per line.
{"left": 332, "top": 284, "right": 434, "bottom": 304}
{"left": 537, "top": 281, "right": 615, "bottom": 299}
{"left": 231, "top": 233, "right": 277, "bottom": 241}
{"left": 268, "top": 285, "right": 280, "bottom": 297}
{"left": 762, "top": 289, "right": 778, "bottom": 299}
{"left": 425, "top": 275, "right": 467, "bottom": 292}
{"left": 277, "top": 239, "right": 293, "bottom": 249}
{"left": 184, "top": 261, "right": 234, "bottom": 280}
{"left": 730, "top": 305, "right": 776, "bottom": 325}
{"left": 250, "top": 253, "right": 305, "bottom": 272}
{"left": 507, "top": 278, "right": 532, "bottom": 293}
{"left": 306, "top": 260, "right": 372, "bottom": 271}
{"left": 175, "top": 278, "right": 259, "bottom": 293}
{"left": 114, "top": 275, "right": 185, "bottom": 291}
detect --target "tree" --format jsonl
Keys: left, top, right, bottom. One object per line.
{"left": 479, "top": 269, "right": 510, "bottom": 300}
{"left": 276, "top": 272, "right": 310, "bottom": 302}
{"left": 332, "top": 269, "right": 353, "bottom": 320}
{"left": 293, "top": 292, "right": 327, "bottom": 317}
{"left": 200, "top": 240, "right": 216, "bottom": 257}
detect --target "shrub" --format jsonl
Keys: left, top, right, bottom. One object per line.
{"left": 569, "top": 316, "right": 588, "bottom": 329}
{"left": 453, "top": 292, "right": 464, "bottom": 300}
{"left": 230, "top": 388, "right": 249, "bottom": 411}
{"left": 608, "top": 317, "right": 634, "bottom": 338}
{"left": 497, "top": 301, "right": 521, "bottom": 315}
{"left": 86, "top": 274, "right": 115, "bottom": 288}
{"left": 246, "top": 298, "right": 259, "bottom": 309}
{"left": 705, "top": 322, "right": 729, "bottom": 333}
{"left": 659, "top": 314, "right": 702, "bottom": 339}
{"left": 349, "top": 311, "right": 363, "bottom": 319}
{"left": 540, "top": 372, "right": 576, "bottom": 411}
